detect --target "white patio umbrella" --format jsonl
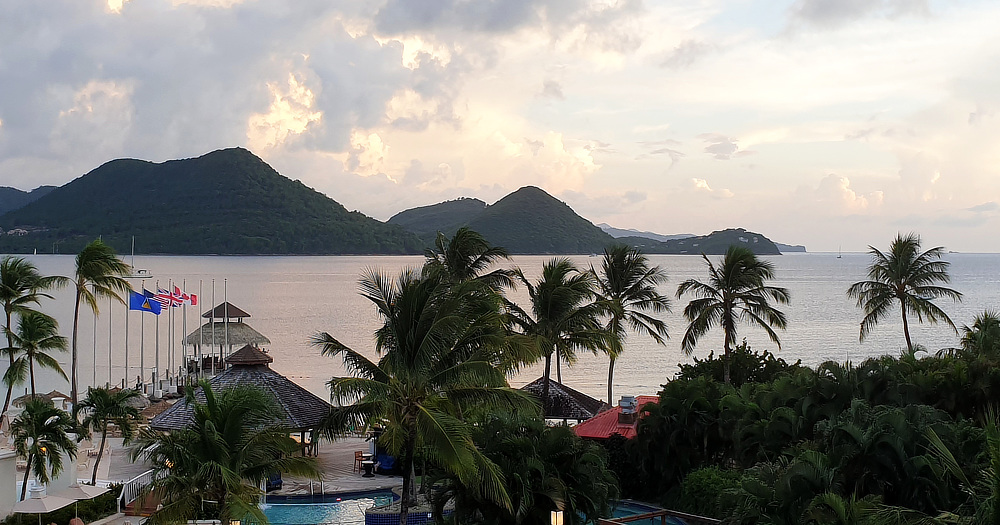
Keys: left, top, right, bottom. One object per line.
{"left": 55, "top": 483, "right": 110, "bottom": 517}
{"left": 12, "top": 492, "right": 75, "bottom": 525}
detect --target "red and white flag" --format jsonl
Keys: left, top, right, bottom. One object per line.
{"left": 173, "top": 285, "right": 197, "bottom": 306}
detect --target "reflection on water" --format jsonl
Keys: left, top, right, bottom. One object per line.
{"left": 9, "top": 252, "right": 999, "bottom": 402}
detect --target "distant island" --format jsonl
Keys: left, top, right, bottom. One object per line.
{"left": 0, "top": 147, "right": 803, "bottom": 256}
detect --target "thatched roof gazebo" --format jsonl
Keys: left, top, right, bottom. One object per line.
{"left": 151, "top": 345, "right": 331, "bottom": 454}
{"left": 520, "top": 378, "right": 611, "bottom": 423}
{"left": 183, "top": 302, "right": 270, "bottom": 377}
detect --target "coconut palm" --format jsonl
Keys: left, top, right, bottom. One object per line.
{"left": 847, "top": 233, "right": 962, "bottom": 353}
{"left": 423, "top": 227, "right": 516, "bottom": 289}
{"left": 76, "top": 386, "right": 141, "bottom": 485}
{"left": 69, "top": 240, "right": 132, "bottom": 405}
{"left": 10, "top": 398, "right": 77, "bottom": 501}
{"left": 676, "top": 245, "right": 790, "bottom": 385}
{"left": 4, "top": 311, "right": 68, "bottom": 397}
{"left": 131, "top": 381, "right": 318, "bottom": 524}
{"left": 959, "top": 310, "right": 1000, "bottom": 357}
{"left": 507, "top": 258, "right": 607, "bottom": 410}
{"left": 0, "top": 256, "right": 63, "bottom": 423}
{"left": 313, "top": 268, "right": 536, "bottom": 525}
{"left": 592, "top": 244, "right": 670, "bottom": 403}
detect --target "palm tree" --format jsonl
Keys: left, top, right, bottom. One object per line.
{"left": 0, "top": 256, "right": 63, "bottom": 423}
{"left": 592, "top": 244, "right": 670, "bottom": 403}
{"left": 131, "top": 381, "right": 318, "bottom": 524}
{"left": 312, "top": 268, "right": 536, "bottom": 525}
{"left": 508, "top": 258, "right": 607, "bottom": 410}
{"left": 4, "top": 311, "right": 68, "bottom": 397}
{"left": 423, "top": 227, "right": 515, "bottom": 289}
{"left": 676, "top": 245, "right": 790, "bottom": 385}
{"left": 847, "top": 233, "right": 962, "bottom": 353}
{"left": 10, "top": 399, "right": 77, "bottom": 501}
{"left": 959, "top": 310, "right": 1000, "bottom": 357}
{"left": 77, "top": 386, "right": 141, "bottom": 485}
{"left": 69, "top": 240, "right": 132, "bottom": 405}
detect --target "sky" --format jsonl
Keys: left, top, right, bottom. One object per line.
{"left": 1, "top": 0, "right": 999, "bottom": 252}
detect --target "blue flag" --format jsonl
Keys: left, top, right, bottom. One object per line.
{"left": 129, "top": 289, "right": 161, "bottom": 315}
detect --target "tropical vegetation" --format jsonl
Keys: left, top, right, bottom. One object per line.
{"left": 68, "top": 239, "right": 132, "bottom": 404}
{"left": 676, "top": 245, "right": 790, "bottom": 384}
{"left": 848, "top": 232, "right": 963, "bottom": 352}
{"left": 76, "top": 386, "right": 142, "bottom": 485}
{"left": 4, "top": 311, "right": 68, "bottom": 397}
{"left": 0, "top": 255, "right": 61, "bottom": 423}
{"left": 10, "top": 398, "right": 77, "bottom": 500}
{"left": 130, "top": 381, "right": 318, "bottom": 524}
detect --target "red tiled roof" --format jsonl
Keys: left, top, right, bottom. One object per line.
{"left": 573, "top": 395, "right": 658, "bottom": 440}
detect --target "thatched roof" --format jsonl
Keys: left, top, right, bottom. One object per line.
{"left": 12, "top": 390, "right": 70, "bottom": 408}
{"left": 184, "top": 321, "right": 271, "bottom": 346}
{"left": 202, "top": 302, "right": 251, "bottom": 319}
{"left": 520, "top": 377, "right": 611, "bottom": 421}
{"left": 149, "top": 348, "right": 330, "bottom": 431}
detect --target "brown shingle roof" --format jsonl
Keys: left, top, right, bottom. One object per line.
{"left": 520, "top": 377, "right": 611, "bottom": 421}
{"left": 202, "top": 302, "right": 251, "bottom": 319}
{"left": 226, "top": 344, "right": 273, "bottom": 365}
{"left": 149, "top": 361, "right": 330, "bottom": 431}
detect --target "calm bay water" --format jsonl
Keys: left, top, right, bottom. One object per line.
{"left": 7, "top": 252, "right": 1000, "bottom": 404}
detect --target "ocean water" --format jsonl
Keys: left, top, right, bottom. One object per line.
{"left": 6, "top": 252, "right": 999, "bottom": 403}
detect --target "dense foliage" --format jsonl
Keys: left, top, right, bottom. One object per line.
{"left": 614, "top": 340, "right": 1000, "bottom": 524}
{"left": 0, "top": 148, "right": 423, "bottom": 255}
{"left": 619, "top": 228, "right": 783, "bottom": 255}
{"left": 388, "top": 197, "right": 488, "bottom": 241}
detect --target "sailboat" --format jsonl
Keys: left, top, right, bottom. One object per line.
{"left": 126, "top": 236, "right": 153, "bottom": 279}
{"left": 837, "top": 246, "right": 842, "bottom": 259}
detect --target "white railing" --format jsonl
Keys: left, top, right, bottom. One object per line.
{"left": 118, "top": 469, "right": 157, "bottom": 513}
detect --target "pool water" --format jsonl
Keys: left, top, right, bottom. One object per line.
{"left": 262, "top": 490, "right": 395, "bottom": 525}
{"left": 610, "top": 500, "right": 686, "bottom": 525}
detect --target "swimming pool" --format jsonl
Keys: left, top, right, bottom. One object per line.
{"left": 611, "top": 500, "right": 686, "bottom": 524}
{"left": 262, "top": 490, "right": 396, "bottom": 525}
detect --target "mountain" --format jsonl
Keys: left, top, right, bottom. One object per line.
{"left": 388, "top": 197, "right": 486, "bottom": 240}
{"left": 390, "top": 186, "right": 614, "bottom": 254}
{"left": 598, "top": 223, "right": 694, "bottom": 242}
{"left": 618, "top": 228, "right": 782, "bottom": 255}
{"left": 0, "top": 186, "right": 56, "bottom": 216}
{"left": 775, "top": 242, "right": 806, "bottom": 253}
{"left": 0, "top": 148, "right": 423, "bottom": 255}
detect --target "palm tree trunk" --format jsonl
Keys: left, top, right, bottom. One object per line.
{"left": 92, "top": 426, "right": 108, "bottom": 485}
{"left": 723, "top": 338, "right": 732, "bottom": 385}
{"left": 556, "top": 349, "right": 562, "bottom": 383}
{"left": 29, "top": 358, "right": 35, "bottom": 397}
{"left": 542, "top": 353, "right": 552, "bottom": 414}
{"left": 900, "top": 301, "right": 913, "bottom": 353}
{"left": 2, "top": 309, "right": 15, "bottom": 425}
{"left": 607, "top": 357, "right": 616, "bottom": 404}
{"left": 71, "top": 287, "right": 82, "bottom": 406}
{"left": 400, "top": 434, "right": 415, "bottom": 525}
{"left": 19, "top": 452, "right": 33, "bottom": 501}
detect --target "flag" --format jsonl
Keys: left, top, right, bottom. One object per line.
{"left": 156, "top": 287, "right": 183, "bottom": 308}
{"left": 129, "top": 290, "right": 162, "bottom": 315}
{"left": 173, "top": 285, "right": 197, "bottom": 306}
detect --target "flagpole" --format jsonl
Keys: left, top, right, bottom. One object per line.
{"left": 93, "top": 306, "right": 98, "bottom": 390}
{"left": 211, "top": 279, "right": 216, "bottom": 377}
{"left": 181, "top": 279, "right": 187, "bottom": 387}
{"left": 140, "top": 279, "right": 145, "bottom": 393}
{"left": 224, "top": 278, "right": 228, "bottom": 362}
{"left": 198, "top": 280, "right": 203, "bottom": 380}
{"left": 108, "top": 296, "right": 113, "bottom": 388}
{"left": 167, "top": 278, "right": 173, "bottom": 387}
{"left": 124, "top": 292, "right": 129, "bottom": 389}
{"left": 154, "top": 280, "right": 160, "bottom": 392}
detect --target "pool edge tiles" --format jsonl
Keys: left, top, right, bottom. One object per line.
{"left": 263, "top": 489, "right": 396, "bottom": 525}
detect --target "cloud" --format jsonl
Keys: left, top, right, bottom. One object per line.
{"left": 540, "top": 80, "right": 565, "bottom": 100}
{"left": 968, "top": 201, "right": 999, "bottom": 213}
{"left": 815, "top": 174, "right": 883, "bottom": 212}
{"left": 699, "top": 133, "right": 754, "bottom": 160}
{"left": 789, "top": 0, "right": 929, "bottom": 29}
{"left": 660, "top": 39, "right": 713, "bottom": 69}
{"left": 690, "top": 178, "right": 733, "bottom": 198}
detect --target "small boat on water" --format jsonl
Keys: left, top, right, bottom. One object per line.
{"left": 126, "top": 236, "right": 153, "bottom": 279}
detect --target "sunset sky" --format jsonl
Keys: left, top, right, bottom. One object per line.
{"left": 2, "top": 0, "right": 999, "bottom": 252}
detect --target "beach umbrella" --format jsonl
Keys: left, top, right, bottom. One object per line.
{"left": 55, "top": 483, "right": 110, "bottom": 517}
{"left": 12, "top": 493, "right": 75, "bottom": 525}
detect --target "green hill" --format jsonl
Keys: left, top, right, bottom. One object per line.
{"left": 619, "top": 228, "right": 781, "bottom": 255}
{"left": 0, "top": 148, "right": 423, "bottom": 255}
{"left": 0, "top": 186, "right": 55, "bottom": 216}
{"left": 388, "top": 197, "right": 486, "bottom": 239}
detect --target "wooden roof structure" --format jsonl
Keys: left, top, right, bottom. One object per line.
{"left": 519, "top": 377, "right": 611, "bottom": 422}
{"left": 150, "top": 345, "right": 330, "bottom": 432}
{"left": 202, "top": 302, "right": 251, "bottom": 320}
{"left": 183, "top": 321, "right": 271, "bottom": 346}
{"left": 12, "top": 390, "right": 70, "bottom": 408}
